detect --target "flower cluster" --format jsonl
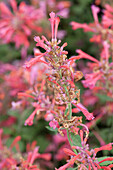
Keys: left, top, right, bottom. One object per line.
{"left": 1, "top": 1, "right": 113, "bottom": 170}
{"left": 0, "top": 0, "right": 43, "bottom": 48}
{"left": 23, "top": 12, "right": 94, "bottom": 137}
{"left": 0, "top": 128, "right": 51, "bottom": 170}
{"left": 56, "top": 130, "right": 113, "bottom": 170}
{"left": 21, "top": 10, "right": 113, "bottom": 169}
{"left": 71, "top": 4, "right": 113, "bottom": 150}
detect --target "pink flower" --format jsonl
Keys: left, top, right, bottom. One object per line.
{"left": 25, "top": 107, "right": 40, "bottom": 126}
{"left": 49, "top": 12, "right": 60, "bottom": 41}
{"left": 49, "top": 119, "right": 59, "bottom": 129}
{"left": 0, "top": 0, "right": 43, "bottom": 48}
{"left": 72, "top": 101, "right": 94, "bottom": 120}
{"left": 71, "top": 21, "right": 94, "bottom": 32}
{"left": 57, "top": 142, "right": 113, "bottom": 170}
{"left": 82, "top": 72, "right": 102, "bottom": 89}
{"left": 76, "top": 49, "right": 99, "bottom": 64}
{"left": 91, "top": 5, "right": 100, "bottom": 24}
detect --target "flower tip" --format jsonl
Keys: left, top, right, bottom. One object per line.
{"left": 49, "top": 11, "right": 55, "bottom": 18}
{"left": 70, "top": 21, "right": 73, "bottom": 25}
{"left": 76, "top": 49, "right": 80, "bottom": 53}
{"left": 91, "top": 5, "right": 100, "bottom": 13}
{"left": 87, "top": 113, "right": 95, "bottom": 120}
{"left": 24, "top": 122, "right": 27, "bottom": 126}
{"left": 17, "top": 136, "right": 21, "bottom": 141}
{"left": 70, "top": 21, "right": 75, "bottom": 26}
{"left": 35, "top": 146, "right": 40, "bottom": 152}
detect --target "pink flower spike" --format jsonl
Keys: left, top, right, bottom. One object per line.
{"left": 76, "top": 49, "right": 99, "bottom": 63}
{"left": 55, "top": 17, "right": 60, "bottom": 41}
{"left": 91, "top": 5, "right": 100, "bottom": 24}
{"left": 25, "top": 107, "right": 39, "bottom": 126}
{"left": 49, "top": 12, "right": 55, "bottom": 41}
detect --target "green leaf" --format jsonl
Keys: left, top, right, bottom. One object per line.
{"left": 96, "top": 156, "right": 113, "bottom": 166}
{"left": 7, "top": 109, "right": 20, "bottom": 118}
{"left": 46, "top": 126, "right": 57, "bottom": 132}
{"left": 70, "top": 132, "right": 82, "bottom": 147}
{"left": 64, "top": 107, "right": 69, "bottom": 116}
{"left": 95, "top": 94, "right": 113, "bottom": 102}
{"left": 21, "top": 126, "right": 37, "bottom": 141}
{"left": 67, "top": 167, "right": 78, "bottom": 170}
{"left": 36, "top": 136, "right": 50, "bottom": 153}
{"left": 3, "top": 127, "right": 13, "bottom": 135}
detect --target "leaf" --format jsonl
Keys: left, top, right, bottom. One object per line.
{"left": 64, "top": 107, "right": 69, "bottom": 116}
{"left": 3, "top": 127, "right": 13, "bottom": 135}
{"left": 70, "top": 132, "right": 82, "bottom": 147}
{"left": 46, "top": 126, "right": 57, "bottom": 132}
{"left": 96, "top": 156, "right": 113, "bottom": 166}
{"left": 21, "top": 126, "right": 37, "bottom": 141}
{"left": 7, "top": 109, "right": 20, "bottom": 118}
{"left": 67, "top": 167, "right": 78, "bottom": 170}
{"left": 95, "top": 94, "right": 113, "bottom": 102}
{"left": 36, "top": 136, "right": 50, "bottom": 153}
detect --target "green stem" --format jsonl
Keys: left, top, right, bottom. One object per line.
{"left": 74, "top": 167, "right": 79, "bottom": 170}
{"left": 68, "top": 102, "right": 72, "bottom": 119}
{"left": 63, "top": 85, "right": 69, "bottom": 98}
{"left": 64, "top": 107, "right": 69, "bottom": 116}
{"left": 67, "top": 130, "right": 72, "bottom": 145}
{"left": 59, "top": 69, "right": 62, "bottom": 79}
{"left": 67, "top": 130, "right": 77, "bottom": 155}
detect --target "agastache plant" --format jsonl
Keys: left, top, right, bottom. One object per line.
{"left": 70, "top": 4, "right": 113, "bottom": 151}
{"left": 0, "top": 129, "right": 51, "bottom": 170}
{"left": 71, "top": 5, "right": 113, "bottom": 114}
{"left": 20, "top": 11, "right": 113, "bottom": 169}
{"left": 71, "top": 5, "right": 113, "bottom": 96}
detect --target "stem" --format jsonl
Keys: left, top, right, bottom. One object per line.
{"left": 63, "top": 85, "right": 69, "bottom": 98}
{"left": 68, "top": 102, "right": 72, "bottom": 119}
{"left": 67, "top": 130, "right": 77, "bottom": 155}
{"left": 64, "top": 107, "right": 69, "bottom": 116}
{"left": 59, "top": 69, "right": 62, "bottom": 79}
{"left": 67, "top": 130, "right": 72, "bottom": 145}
